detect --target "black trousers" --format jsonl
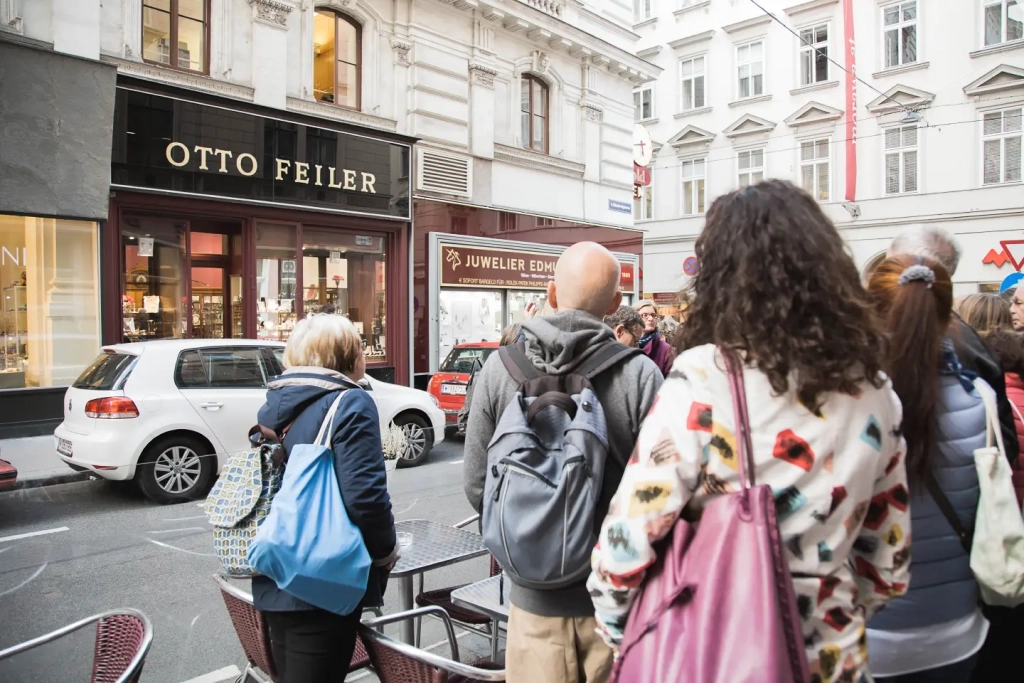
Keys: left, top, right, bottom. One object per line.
{"left": 264, "top": 608, "right": 361, "bottom": 683}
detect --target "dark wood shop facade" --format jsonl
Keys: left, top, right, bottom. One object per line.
{"left": 104, "top": 82, "right": 414, "bottom": 384}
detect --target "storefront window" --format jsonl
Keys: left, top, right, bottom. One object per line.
{"left": 122, "top": 216, "right": 187, "bottom": 341}
{"left": 438, "top": 290, "right": 502, "bottom": 364}
{"left": 508, "top": 290, "right": 549, "bottom": 325}
{"left": 190, "top": 227, "right": 243, "bottom": 339}
{"left": 0, "top": 215, "right": 100, "bottom": 389}
{"left": 256, "top": 222, "right": 298, "bottom": 341}
{"left": 302, "top": 230, "right": 386, "bottom": 361}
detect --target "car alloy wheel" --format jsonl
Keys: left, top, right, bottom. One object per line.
{"left": 154, "top": 446, "right": 203, "bottom": 494}
{"left": 393, "top": 413, "right": 433, "bottom": 468}
{"left": 400, "top": 423, "right": 427, "bottom": 461}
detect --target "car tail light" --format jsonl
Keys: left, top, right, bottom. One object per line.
{"left": 84, "top": 397, "right": 140, "bottom": 419}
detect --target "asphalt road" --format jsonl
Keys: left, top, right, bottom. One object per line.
{"left": 0, "top": 439, "right": 493, "bottom": 683}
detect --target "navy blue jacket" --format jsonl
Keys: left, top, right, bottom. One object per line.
{"left": 252, "top": 369, "right": 396, "bottom": 612}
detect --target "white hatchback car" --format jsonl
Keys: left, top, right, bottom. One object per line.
{"left": 54, "top": 339, "right": 445, "bottom": 504}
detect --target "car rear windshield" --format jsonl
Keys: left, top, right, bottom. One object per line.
{"left": 440, "top": 347, "right": 494, "bottom": 373}
{"left": 72, "top": 352, "right": 137, "bottom": 390}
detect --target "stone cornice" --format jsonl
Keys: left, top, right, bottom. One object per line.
{"left": 434, "top": 0, "right": 660, "bottom": 80}
{"left": 494, "top": 143, "right": 586, "bottom": 178}
{"left": 102, "top": 56, "right": 256, "bottom": 102}
{"left": 285, "top": 97, "right": 399, "bottom": 132}
{"left": 248, "top": 0, "right": 293, "bottom": 28}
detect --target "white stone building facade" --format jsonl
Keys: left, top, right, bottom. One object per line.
{"left": 3, "top": 0, "right": 659, "bottom": 228}
{"left": 631, "top": 0, "right": 1024, "bottom": 297}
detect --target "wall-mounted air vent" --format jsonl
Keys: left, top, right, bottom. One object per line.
{"left": 416, "top": 148, "right": 472, "bottom": 198}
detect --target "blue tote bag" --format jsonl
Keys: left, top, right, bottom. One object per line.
{"left": 248, "top": 391, "right": 371, "bottom": 615}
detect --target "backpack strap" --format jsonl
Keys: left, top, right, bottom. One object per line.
{"left": 577, "top": 342, "right": 642, "bottom": 380}
{"left": 925, "top": 471, "right": 974, "bottom": 554}
{"left": 499, "top": 342, "right": 545, "bottom": 384}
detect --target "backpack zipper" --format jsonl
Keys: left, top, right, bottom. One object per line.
{"left": 498, "top": 458, "right": 557, "bottom": 488}
{"left": 497, "top": 469, "right": 520, "bottom": 576}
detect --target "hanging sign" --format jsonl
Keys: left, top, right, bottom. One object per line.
{"left": 634, "top": 163, "right": 651, "bottom": 186}
{"left": 633, "top": 123, "right": 653, "bottom": 167}
{"left": 620, "top": 263, "right": 635, "bottom": 291}
{"left": 843, "top": 0, "right": 857, "bottom": 202}
{"left": 330, "top": 251, "right": 343, "bottom": 264}
{"left": 138, "top": 237, "right": 154, "bottom": 258}
{"left": 355, "top": 235, "right": 373, "bottom": 246}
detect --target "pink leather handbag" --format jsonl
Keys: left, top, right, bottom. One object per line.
{"left": 611, "top": 350, "right": 810, "bottom": 683}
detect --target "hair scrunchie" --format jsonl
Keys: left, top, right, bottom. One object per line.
{"left": 898, "top": 264, "right": 936, "bottom": 288}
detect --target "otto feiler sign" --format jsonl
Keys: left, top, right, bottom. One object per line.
{"left": 111, "top": 88, "right": 411, "bottom": 219}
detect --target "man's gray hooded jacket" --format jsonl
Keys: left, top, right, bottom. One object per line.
{"left": 463, "top": 310, "right": 663, "bottom": 617}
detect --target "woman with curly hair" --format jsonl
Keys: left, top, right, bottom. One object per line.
{"left": 865, "top": 256, "right": 989, "bottom": 682}
{"left": 589, "top": 180, "right": 910, "bottom": 682}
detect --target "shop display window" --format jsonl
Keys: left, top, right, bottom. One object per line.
{"left": 0, "top": 214, "right": 101, "bottom": 389}
{"left": 438, "top": 290, "right": 503, "bottom": 363}
{"left": 508, "top": 290, "right": 549, "bottom": 326}
{"left": 302, "top": 229, "right": 386, "bottom": 361}
{"left": 122, "top": 216, "right": 187, "bottom": 341}
{"left": 256, "top": 222, "right": 298, "bottom": 342}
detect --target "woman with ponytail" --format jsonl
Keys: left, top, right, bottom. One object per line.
{"left": 866, "top": 255, "right": 989, "bottom": 682}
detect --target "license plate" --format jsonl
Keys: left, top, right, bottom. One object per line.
{"left": 57, "top": 438, "right": 73, "bottom": 457}
{"left": 441, "top": 383, "right": 467, "bottom": 395}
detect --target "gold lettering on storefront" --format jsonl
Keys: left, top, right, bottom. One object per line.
{"left": 165, "top": 141, "right": 377, "bottom": 194}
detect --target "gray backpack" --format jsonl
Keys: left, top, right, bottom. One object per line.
{"left": 482, "top": 341, "right": 640, "bottom": 590}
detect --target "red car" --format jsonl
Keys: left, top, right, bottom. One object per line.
{"left": 428, "top": 342, "right": 499, "bottom": 435}
{"left": 0, "top": 452, "right": 17, "bottom": 492}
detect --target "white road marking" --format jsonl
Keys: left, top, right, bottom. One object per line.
{"left": 0, "top": 527, "right": 69, "bottom": 544}
{"left": 147, "top": 538, "right": 215, "bottom": 557}
{"left": 163, "top": 514, "right": 208, "bottom": 522}
{"left": 190, "top": 614, "right": 201, "bottom": 628}
{"left": 148, "top": 527, "right": 205, "bottom": 534}
{"left": 449, "top": 459, "right": 464, "bottom": 465}
{"left": 0, "top": 562, "right": 47, "bottom": 598}
{"left": 177, "top": 665, "right": 241, "bottom": 683}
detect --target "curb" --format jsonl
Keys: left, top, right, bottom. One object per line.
{"left": 11, "top": 472, "right": 96, "bottom": 491}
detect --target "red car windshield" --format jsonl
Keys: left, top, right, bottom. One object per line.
{"left": 440, "top": 347, "right": 495, "bottom": 374}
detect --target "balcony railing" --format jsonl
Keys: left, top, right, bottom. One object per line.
{"left": 519, "top": 0, "right": 564, "bottom": 18}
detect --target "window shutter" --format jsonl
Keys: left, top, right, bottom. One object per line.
{"left": 885, "top": 153, "right": 900, "bottom": 194}
{"left": 902, "top": 125, "right": 917, "bottom": 147}
{"left": 903, "top": 150, "right": 918, "bottom": 192}
{"left": 802, "top": 164, "right": 814, "bottom": 191}
{"left": 885, "top": 128, "right": 901, "bottom": 150}
{"left": 984, "top": 139, "right": 1002, "bottom": 185}
{"left": 801, "top": 141, "right": 814, "bottom": 161}
{"left": 984, "top": 112, "right": 1003, "bottom": 136}
{"left": 1007, "top": 136, "right": 1022, "bottom": 183}
{"left": 817, "top": 162, "right": 829, "bottom": 200}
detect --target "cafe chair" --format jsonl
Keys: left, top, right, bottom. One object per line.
{"left": 0, "top": 609, "right": 153, "bottom": 683}
{"left": 213, "top": 574, "right": 380, "bottom": 682}
{"left": 414, "top": 514, "right": 503, "bottom": 658}
{"left": 361, "top": 607, "right": 505, "bottom": 683}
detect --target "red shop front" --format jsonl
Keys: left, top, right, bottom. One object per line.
{"left": 104, "top": 82, "right": 414, "bottom": 384}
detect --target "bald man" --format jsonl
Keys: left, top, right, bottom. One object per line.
{"left": 464, "top": 242, "right": 662, "bottom": 683}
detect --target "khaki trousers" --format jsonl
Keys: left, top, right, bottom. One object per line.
{"left": 505, "top": 604, "right": 613, "bottom": 683}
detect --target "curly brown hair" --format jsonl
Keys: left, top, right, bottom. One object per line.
{"left": 677, "top": 180, "right": 886, "bottom": 411}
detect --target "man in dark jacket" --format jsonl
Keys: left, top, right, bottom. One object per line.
{"left": 464, "top": 242, "right": 662, "bottom": 683}
{"left": 254, "top": 340, "right": 396, "bottom": 680}
{"left": 888, "top": 226, "right": 1019, "bottom": 465}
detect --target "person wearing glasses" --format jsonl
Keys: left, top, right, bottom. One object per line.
{"left": 633, "top": 300, "right": 675, "bottom": 377}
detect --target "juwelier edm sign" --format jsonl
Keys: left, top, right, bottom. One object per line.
{"left": 110, "top": 88, "right": 411, "bottom": 219}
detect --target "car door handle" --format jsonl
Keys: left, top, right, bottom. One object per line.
{"left": 200, "top": 402, "right": 224, "bottom": 411}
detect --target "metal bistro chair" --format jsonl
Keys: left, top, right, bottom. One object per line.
{"left": 414, "top": 514, "right": 503, "bottom": 659}
{"left": 213, "top": 574, "right": 380, "bottom": 682}
{"left": 361, "top": 607, "right": 505, "bottom": 683}
{"left": 0, "top": 609, "right": 153, "bottom": 683}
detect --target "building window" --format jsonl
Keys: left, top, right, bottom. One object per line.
{"left": 799, "top": 23, "right": 829, "bottom": 85}
{"left": 497, "top": 212, "right": 518, "bottom": 233}
{"left": 634, "top": 84, "right": 654, "bottom": 121}
{"left": 680, "top": 56, "right": 706, "bottom": 111}
{"left": 450, "top": 217, "right": 468, "bottom": 234}
{"left": 883, "top": 1, "right": 918, "bottom": 68}
{"left": 984, "top": 0, "right": 1024, "bottom": 46}
{"left": 800, "top": 138, "right": 830, "bottom": 201}
{"left": 736, "top": 40, "right": 765, "bottom": 100}
{"left": 313, "top": 10, "right": 361, "bottom": 109}
{"left": 521, "top": 75, "right": 549, "bottom": 153}
{"left": 634, "top": 183, "right": 654, "bottom": 221}
{"left": 142, "top": 0, "right": 208, "bottom": 73}
{"left": 535, "top": 217, "right": 555, "bottom": 227}
{"left": 681, "top": 159, "right": 706, "bottom": 215}
{"left": 983, "top": 108, "right": 1022, "bottom": 185}
{"left": 738, "top": 149, "right": 765, "bottom": 187}
{"left": 634, "top": 0, "right": 653, "bottom": 23}
{"left": 884, "top": 125, "right": 919, "bottom": 194}
{"left": 0, "top": 215, "right": 101, "bottom": 389}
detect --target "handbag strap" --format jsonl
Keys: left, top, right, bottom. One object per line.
{"left": 721, "top": 349, "right": 756, "bottom": 490}
{"left": 925, "top": 472, "right": 973, "bottom": 553}
{"left": 973, "top": 377, "right": 1006, "bottom": 456}
{"left": 315, "top": 391, "right": 349, "bottom": 447}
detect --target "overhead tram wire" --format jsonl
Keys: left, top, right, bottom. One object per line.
{"left": 745, "top": 0, "right": 914, "bottom": 116}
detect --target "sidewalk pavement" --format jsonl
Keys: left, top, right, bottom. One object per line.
{"left": 1, "top": 434, "right": 93, "bottom": 489}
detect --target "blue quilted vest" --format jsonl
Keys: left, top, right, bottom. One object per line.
{"left": 869, "top": 369, "right": 984, "bottom": 630}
